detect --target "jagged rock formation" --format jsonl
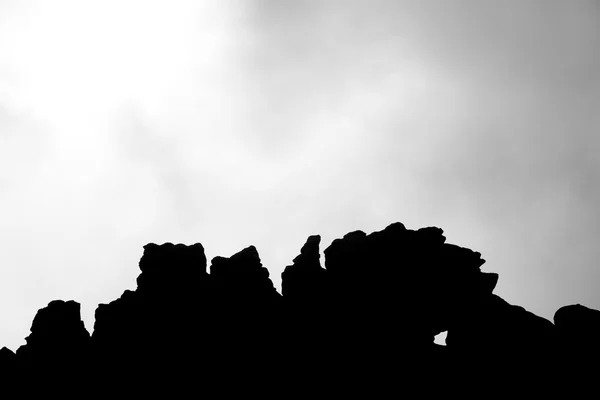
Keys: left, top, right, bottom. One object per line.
{"left": 210, "top": 246, "right": 284, "bottom": 392}
{"left": 8, "top": 300, "right": 91, "bottom": 392}
{"left": 16, "top": 300, "right": 90, "bottom": 370}
{"left": 282, "top": 234, "right": 325, "bottom": 299}
{"left": 92, "top": 242, "right": 213, "bottom": 386}
{"left": 0, "top": 222, "right": 599, "bottom": 393}
{"left": 280, "top": 235, "right": 329, "bottom": 387}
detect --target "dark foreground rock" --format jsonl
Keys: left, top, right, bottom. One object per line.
{"left": 554, "top": 303, "right": 600, "bottom": 380}
{"left": 0, "top": 222, "right": 598, "bottom": 394}
{"left": 16, "top": 300, "right": 90, "bottom": 370}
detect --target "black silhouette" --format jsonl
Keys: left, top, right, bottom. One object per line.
{"left": 1, "top": 222, "right": 598, "bottom": 394}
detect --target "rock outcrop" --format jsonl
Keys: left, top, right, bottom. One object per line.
{"left": 10, "top": 299, "right": 91, "bottom": 392}
{"left": 0, "top": 346, "right": 16, "bottom": 370}
{"left": 91, "top": 242, "right": 214, "bottom": 385}
{"left": 0, "top": 222, "right": 597, "bottom": 393}
{"left": 554, "top": 303, "right": 600, "bottom": 382}
{"left": 16, "top": 300, "right": 90, "bottom": 370}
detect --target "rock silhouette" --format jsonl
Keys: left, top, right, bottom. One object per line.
{"left": 554, "top": 303, "right": 600, "bottom": 384}
{"left": 1, "top": 222, "right": 598, "bottom": 393}
{"left": 16, "top": 300, "right": 90, "bottom": 369}
{"left": 0, "top": 347, "right": 16, "bottom": 376}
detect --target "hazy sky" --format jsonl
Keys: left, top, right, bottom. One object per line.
{"left": 0, "top": 0, "right": 599, "bottom": 350}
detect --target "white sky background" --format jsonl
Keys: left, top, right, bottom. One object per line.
{"left": 0, "top": 0, "right": 599, "bottom": 350}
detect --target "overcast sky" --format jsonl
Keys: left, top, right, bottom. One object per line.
{"left": 0, "top": 0, "right": 599, "bottom": 350}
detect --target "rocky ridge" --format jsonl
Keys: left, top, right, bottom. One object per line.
{"left": 1, "top": 222, "right": 597, "bottom": 394}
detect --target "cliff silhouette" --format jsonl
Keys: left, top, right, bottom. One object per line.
{"left": 1, "top": 222, "right": 597, "bottom": 394}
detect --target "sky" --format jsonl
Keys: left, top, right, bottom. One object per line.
{"left": 0, "top": 0, "right": 599, "bottom": 350}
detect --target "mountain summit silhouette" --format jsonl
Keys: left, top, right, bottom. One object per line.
{"left": 1, "top": 222, "right": 597, "bottom": 394}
